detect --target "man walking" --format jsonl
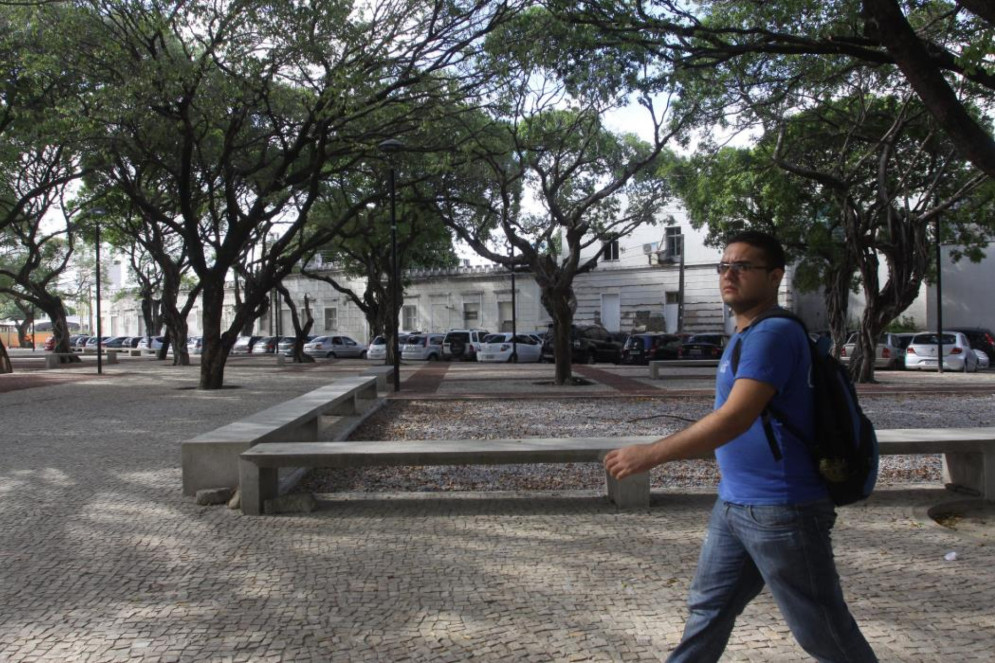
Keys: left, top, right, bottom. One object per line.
{"left": 604, "top": 230, "right": 876, "bottom": 662}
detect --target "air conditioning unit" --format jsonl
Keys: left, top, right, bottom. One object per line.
{"left": 642, "top": 243, "right": 656, "bottom": 254}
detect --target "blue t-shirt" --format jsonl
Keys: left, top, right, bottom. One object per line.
{"left": 714, "top": 315, "right": 828, "bottom": 505}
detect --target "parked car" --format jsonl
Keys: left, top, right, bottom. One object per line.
{"left": 477, "top": 333, "right": 543, "bottom": 363}
{"left": 252, "top": 336, "right": 282, "bottom": 354}
{"left": 230, "top": 335, "right": 262, "bottom": 354}
{"left": 103, "top": 336, "right": 130, "bottom": 349}
{"left": 137, "top": 336, "right": 166, "bottom": 352}
{"left": 274, "top": 336, "right": 303, "bottom": 354}
{"left": 187, "top": 336, "right": 203, "bottom": 354}
{"left": 84, "top": 336, "right": 112, "bottom": 352}
{"left": 366, "top": 335, "right": 388, "bottom": 361}
{"left": 621, "top": 333, "right": 683, "bottom": 364}
{"left": 72, "top": 335, "right": 91, "bottom": 351}
{"left": 442, "top": 329, "right": 491, "bottom": 361}
{"left": 303, "top": 335, "right": 366, "bottom": 359}
{"left": 946, "top": 327, "right": 995, "bottom": 363}
{"left": 838, "top": 332, "right": 905, "bottom": 369}
{"left": 974, "top": 348, "right": 990, "bottom": 370}
{"left": 678, "top": 333, "right": 728, "bottom": 360}
{"left": 400, "top": 333, "right": 445, "bottom": 361}
{"left": 365, "top": 334, "right": 413, "bottom": 360}
{"left": 540, "top": 324, "right": 622, "bottom": 364}
{"left": 905, "top": 331, "right": 979, "bottom": 372}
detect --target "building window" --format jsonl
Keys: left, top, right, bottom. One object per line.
{"left": 402, "top": 305, "right": 418, "bottom": 332}
{"left": 665, "top": 226, "right": 683, "bottom": 257}
{"left": 324, "top": 307, "right": 337, "bottom": 331}
{"left": 602, "top": 239, "right": 620, "bottom": 262}
{"left": 463, "top": 302, "right": 479, "bottom": 325}
{"left": 665, "top": 291, "right": 680, "bottom": 305}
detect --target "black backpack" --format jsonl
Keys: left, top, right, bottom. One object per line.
{"left": 731, "top": 309, "right": 879, "bottom": 506}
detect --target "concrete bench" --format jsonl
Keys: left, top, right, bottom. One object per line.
{"left": 237, "top": 427, "right": 995, "bottom": 516}
{"left": 361, "top": 365, "right": 396, "bottom": 391}
{"left": 649, "top": 359, "right": 719, "bottom": 378}
{"left": 878, "top": 428, "right": 995, "bottom": 501}
{"left": 238, "top": 436, "right": 661, "bottom": 515}
{"left": 44, "top": 353, "right": 77, "bottom": 368}
{"left": 181, "top": 375, "right": 380, "bottom": 496}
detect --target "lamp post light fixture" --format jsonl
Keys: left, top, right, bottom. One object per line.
{"left": 379, "top": 138, "right": 404, "bottom": 392}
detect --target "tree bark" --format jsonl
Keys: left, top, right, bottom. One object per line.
{"left": 198, "top": 280, "right": 233, "bottom": 390}
{"left": 862, "top": 0, "right": 995, "bottom": 179}
{"left": 0, "top": 339, "right": 12, "bottom": 374}
{"left": 540, "top": 282, "right": 578, "bottom": 385}
{"left": 276, "top": 285, "right": 315, "bottom": 363}
{"left": 37, "top": 295, "right": 80, "bottom": 364}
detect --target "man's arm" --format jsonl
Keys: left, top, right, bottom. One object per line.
{"left": 603, "top": 378, "right": 777, "bottom": 480}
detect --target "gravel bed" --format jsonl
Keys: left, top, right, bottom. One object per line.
{"left": 297, "top": 394, "right": 995, "bottom": 494}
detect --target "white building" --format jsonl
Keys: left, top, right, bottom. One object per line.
{"left": 103, "top": 205, "right": 995, "bottom": 342}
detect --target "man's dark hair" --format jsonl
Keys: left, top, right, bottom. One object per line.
{"left": 725, "top": 230, "right": 786, "bottom": 270}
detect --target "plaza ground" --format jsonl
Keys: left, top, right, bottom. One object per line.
{"left": 1, "top": 352, "right": 993, "bottom": 661}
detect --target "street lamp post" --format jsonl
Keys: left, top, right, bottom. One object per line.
{"left": 379, "top": 138, "right": 404, "bottom": 392}
{"left": 510, "top": 243, "right": 517, "bottom": 362}
{"left": 677, "top": 233, "right": 685, "bottom": 332}
{"left": 936, "top": 215, "right": 944, "bottom": 374}
{"left": 94, "top": 211, "right": 103, "bottom": 375}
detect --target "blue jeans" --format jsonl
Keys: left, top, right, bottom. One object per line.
{"left": 667, "top": 499, "right": 877, "bottom": 663}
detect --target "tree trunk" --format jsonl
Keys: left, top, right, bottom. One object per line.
{"left": 198, "top": 281, "right": 232, "bottom": 390}
{"left": 15, "top": 318, "right": 32, "bottom": 348}
{"left": 823, "top": 260, "right": 854, "bottom": 359}
{"left": 0, "top": 339, "right": 12, "bottom": 374}
{"left": 541, "top": 285, "right": 577, "bottom": 385}
{"left": 37, "top": 295, "right": 80, "bottom": 364}
{"left": 277, "top": 285, "right": 315, "bottom": 364}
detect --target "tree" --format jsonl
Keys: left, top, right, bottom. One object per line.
{"left": 675, "top": 90, "right": 995, "bottom": 382}
{"left": 298, "top": 170, "right": 459, "bottom": 367}
{"left": 0, "top": 3, "right": 90, "bottom": 364}
{"left": 671, "top": 145, "right": 861, "bottom": 357}
{"left": 69, "top": 0, "right": 521, "bottom": 389}
{"left": 555, "top": 0, "right": 995, "bottom": 178}
{"left": 422, "top": 8, "right": 683, "bottom": 384}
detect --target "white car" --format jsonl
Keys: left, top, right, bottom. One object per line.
{"left": 303, "top": 335, "right": 366, "bottom": 359}
{"left": 477, "top": 333, "right": 543, "bottom": 363}
{"left": 905, "top": 331, "right": 979, "bottom": 372}
{"left": 975, "top": 348, "right": 990, "bottom": 370}
{"left": 400, "top": 333, "right": 445, "bottom": 361}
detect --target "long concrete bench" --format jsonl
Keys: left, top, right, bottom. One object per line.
{"left": 44, "top": 351, "right": 117, "bottom": 368}
{"left": 237, "top": 428, "right": 995, "bottom": 516}
{"left": 182, "top": 375, "right": 380, "bottom": 496}
{"left": 239, "top": 436, "right": 660, "bottom": 515}
{"left": 649, "top": 359, "right": 719, "bottom": 378}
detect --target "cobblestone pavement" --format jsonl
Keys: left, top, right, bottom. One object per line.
{"left": 1, "top": 356, "right": 995, "bottom": 661}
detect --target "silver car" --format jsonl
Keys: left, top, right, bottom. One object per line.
{"left": 400, "top": 333, "right": 445, "bottom": 361}
{"left": 303, "top": 335, "right": 366, "bottom": 359}
{"left": 838, "top": 332, "right": 905, "bottom": 369}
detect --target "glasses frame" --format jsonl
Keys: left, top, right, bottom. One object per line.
{"left": 716, "top": 261, "right": 777, "bottom": 275}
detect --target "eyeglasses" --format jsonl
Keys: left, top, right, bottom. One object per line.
{"left": 716, "top": 262, "right": 775, "bottom": 275}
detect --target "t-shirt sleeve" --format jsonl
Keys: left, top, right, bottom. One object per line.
{"left": 733, "top": 321, "right": 804, "bottom": 395}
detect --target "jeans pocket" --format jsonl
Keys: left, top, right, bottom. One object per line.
{"left": 744, "top": 504, "right": 800, "bottom": 530}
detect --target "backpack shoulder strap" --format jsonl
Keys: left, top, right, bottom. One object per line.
{"left": 730, "top": 307, "right": 812, "bottom": 461}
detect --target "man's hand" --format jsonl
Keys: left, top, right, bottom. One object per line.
{"left": 603, "top": 444, "right": 659, "bottom": 480}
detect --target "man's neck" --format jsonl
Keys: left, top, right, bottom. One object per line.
{"left": 734, "top": 300, "right": 780, "bottom": 332}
